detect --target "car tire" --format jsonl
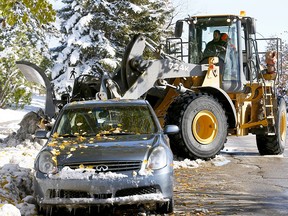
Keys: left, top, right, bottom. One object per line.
{"left": 156, "top": 198, "right": 174, "bottom": 214}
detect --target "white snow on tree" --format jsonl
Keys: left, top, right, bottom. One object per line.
{"left": 51, "top": 0, "right": 174, "bottom": 95}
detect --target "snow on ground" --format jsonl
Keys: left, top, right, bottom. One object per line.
{"left": 0, "top": 95, "right": 45, "bottom": 216}
{"left": 0, "top": 94, "right": 230, "bottom": 215}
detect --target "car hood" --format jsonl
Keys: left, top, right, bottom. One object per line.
{"left": 44, "top": 134, "right": 160, "bottom": 165}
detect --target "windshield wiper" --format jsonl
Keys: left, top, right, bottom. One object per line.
{"left": 60, "top": 133, "right": 96, "bottom": 137}
{"left": 59, "top": 134, "right": 77, "bottom": 137}
{"left": 99, "top": 132, "right": 137, "bottom": 136}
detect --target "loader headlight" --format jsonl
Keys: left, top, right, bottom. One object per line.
{"left": 147, "top": 146, "right": 167, "bottom": 170}
{"left": 38, "top": 151, "right": 57, "bottom": 174}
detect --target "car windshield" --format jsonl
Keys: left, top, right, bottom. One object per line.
{"left": 54, "top": 105, "right": 158, "bottom": 136}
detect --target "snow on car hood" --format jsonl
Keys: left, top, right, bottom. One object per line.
{"left": 43, "top": 134, "right": 160, "bottom": 165}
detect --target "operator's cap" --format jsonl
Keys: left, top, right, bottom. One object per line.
{"left": 221, "top": 33, "right": 228, "bottom": 41}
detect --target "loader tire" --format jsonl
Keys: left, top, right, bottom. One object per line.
{"left": 256, "top": 98, "right": 286, "bottom": 155}
{"left": 165, "top": 92, "right": 228, "bottom": 160}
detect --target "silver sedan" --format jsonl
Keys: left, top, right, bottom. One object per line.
{"left": 34, "top": 99, "right": 179, "bottom": 215}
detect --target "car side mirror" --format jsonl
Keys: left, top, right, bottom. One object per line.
{"left": 174, "top": 21, "right": 183, "bottom": 38}
{"left": 164, "top": 125, "right": 179, "bottom": 134}
{"left": 35, "top": 129, "right": 50, "bottom": 139}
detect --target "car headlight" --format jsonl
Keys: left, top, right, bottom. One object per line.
{"left": 147, "top": 146, "right": 167, "bottom": 170}
{"left": 38, "top": 151, "right": 57, "bottom": 174}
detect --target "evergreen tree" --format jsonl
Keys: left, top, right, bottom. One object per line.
{"left": 52, "top": 0, "right": 174, "bottom": 94}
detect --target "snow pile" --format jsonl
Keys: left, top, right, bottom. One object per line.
{"left": 0, "top": 144, "right": 41, "bottom": 168}
{"left": 0, "top": 94, "right": 46, "bottom": 140}
{"left": 0, "top": 156, "right": 38, "bottom": 215}
{"left": 173, "top": 155, "right": 231, "bottom": 169}
{"left": 0, "top": 204, "right": 21, "bottom": 216}
{"left": 0, "top": 95, "right": 45, "bottom": 215}
{"left": 211, "top": 155, "right": 231, "bottom": 166}
{"left": 0, "top": 109, "right": 27, "bottom": 139}
{"left": 0, "top": 109, "right": 27, "bottom": 123}
{"left": 173, "top": 158, "right": 206, "bottom": 169}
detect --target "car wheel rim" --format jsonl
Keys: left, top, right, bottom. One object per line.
{"left": 192, "top": 110, "right": 218, "bottom": 144}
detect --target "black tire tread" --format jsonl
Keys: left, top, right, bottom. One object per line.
{"left": 165, "top": 92, "right": 228, "bottom": 160}
{"left": 256, "top": 98, "right": 286, "bottom": 155}
{"left": 256, "top": 135, "right": 283, "bottom": 155}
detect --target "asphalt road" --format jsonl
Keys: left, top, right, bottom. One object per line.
{"left": 173, "top": 134, "right": 288, "bottom": 216}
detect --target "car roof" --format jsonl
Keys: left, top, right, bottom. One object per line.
{"left": 63, "top": 99, "right": 150, "bottom": 110}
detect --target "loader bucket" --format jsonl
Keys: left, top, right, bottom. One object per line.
{"left": 16, "top": 61, "right": 55, "bottom": 118}
{"left": 121, "top": 34, "right": 146, "bottom": 91}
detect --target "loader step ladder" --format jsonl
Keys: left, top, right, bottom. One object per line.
{"left": 263, "top": 83, "right": 276, "bottom": 135}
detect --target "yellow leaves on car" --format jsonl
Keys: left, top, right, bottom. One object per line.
{"left": 51, "top": 156, "right": 57, "bottom": 166}
{"left": 96, "top": 131, "right": 116, "bottom": 140}
{"left": 79, "top": 164, "right": 85, "bottom": 169}
{"left": 76, "top": 136, "right": 86, "bottom": 142}
{"left": 59, "top": 140, "right": 71, "bottom": 150}
{"left": 95, "top": 133, "right": 101, "bottom": 140}
{"left": 70, "top": 147, "right": 76, "bottom": 152}
{"left": 76, "top": 122, "right": 83, "bottom": 127}
{"left": 112, "top": 128, "right": 121, "bottom": 133}
{"left": 47, "top": 141, "right": 58, "bottom": 147}
{"left": 51, "top": 148, "right": 60, "bottom": 156}
{"left": 52, "top": 132, "right": 59, "bottom": 138}
{"left": 79, "top": 164, "right": 94, "bottom": 170}
{"left": 48, "top": 130, "right": 126, "bottom": 160}
{"left": 79, "top": 144, "right": 88, "bottom": 148}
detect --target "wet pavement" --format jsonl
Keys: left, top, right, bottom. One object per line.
{"left": 172, "top": 134, "right": 288, "bottom": 215}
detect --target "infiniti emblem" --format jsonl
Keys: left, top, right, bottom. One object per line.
{"left": 95, "top": 165, "right": 108, "bottom": 172}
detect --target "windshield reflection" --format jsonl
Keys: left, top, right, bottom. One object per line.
{"left": 55, "top": 105, "right": 157, "bottom": 137}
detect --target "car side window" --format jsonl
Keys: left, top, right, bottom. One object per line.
{"left": 55, "top": 115, "right": 72, "bottom": 135}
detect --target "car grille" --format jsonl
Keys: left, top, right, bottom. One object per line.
{"left": 115, "top": 186, "right": 159, "bottom": 197}
{"left": 48, "top": 189, "right": 112, "bottom": 199}
{"left": 63, "top": 160, "right": 142, "bottom": 173}
{"left": 48, "top": 186, "right": 159, "bottom": 199}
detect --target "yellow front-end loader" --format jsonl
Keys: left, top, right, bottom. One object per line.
{"left": 17, "top": 13, "right": 286, "bottom": 160}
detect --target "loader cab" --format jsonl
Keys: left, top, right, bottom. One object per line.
{"left": 169, "top": 14, "right": 261, "bottom": 93}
